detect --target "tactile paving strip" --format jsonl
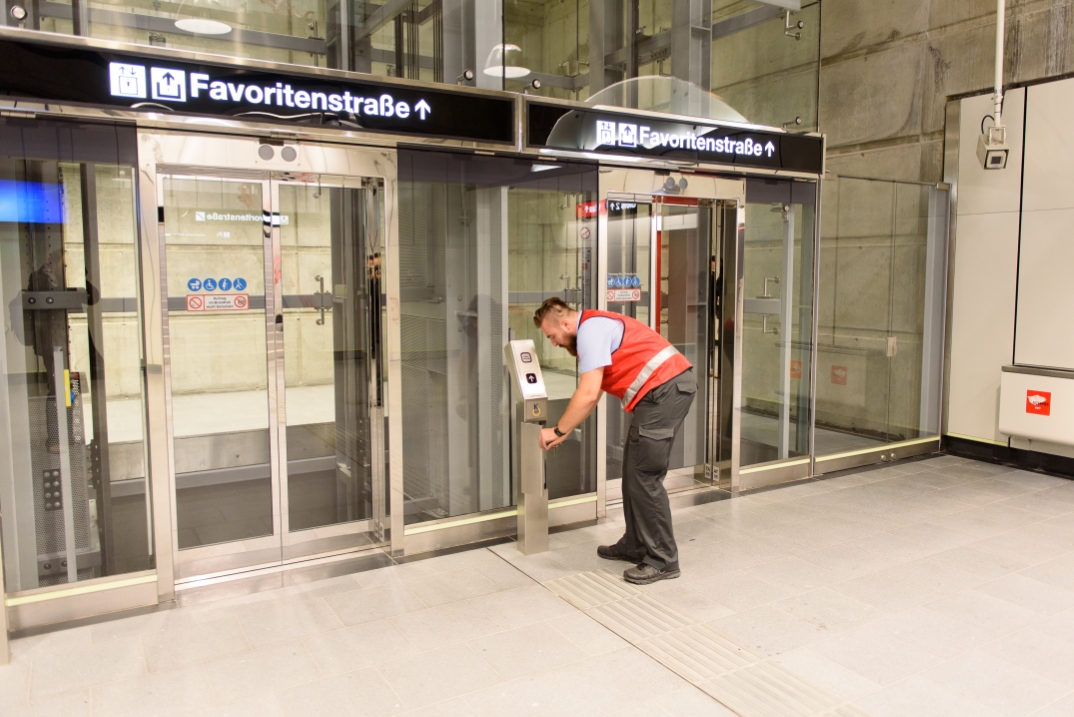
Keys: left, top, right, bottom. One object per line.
{"left": 548, "top": 569, "right": 873, "bottom": 717}
{"left": 637, "top": 623, "right": 764, "bottom": 683}
{"left": 545, "top": 569, "right": 638, "bottom": 609}
{"left": 701, "top": 662, "right": 847, "bottom": 717}
{"left": 588, "top": 593, "right": 694, "bottom": 642}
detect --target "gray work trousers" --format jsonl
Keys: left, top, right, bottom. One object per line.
{"left": 613, "top": 368, "right": 696, "bottom": 571}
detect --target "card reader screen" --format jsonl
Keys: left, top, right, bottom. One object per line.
{"left": 520, "top": 352, "right": 533, "bottom": 363}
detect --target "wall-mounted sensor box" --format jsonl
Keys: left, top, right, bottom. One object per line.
{"left": 977, "top": 129, "right": 1009, "bottom": 170}
{"left": 505, "top": 340, "right": 548, "bottom": 423}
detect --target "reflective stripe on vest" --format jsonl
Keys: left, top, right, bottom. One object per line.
{"left": 621, "top": 344, "right": 680, "bottom": 408}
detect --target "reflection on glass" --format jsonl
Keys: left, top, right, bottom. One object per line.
{"left": 815, "top": 178, "right": 945, "bottom": 456}
{"left": 740, "top": 179, "right": 816, "bottom": 467}
{"left": 0, "top": 155, "right": 153, "bottom": 590}
{"left": 279, "top": 181, "right": 382, "bottom": 535}
{"left": 163, "top": 176, "right": 274, "bottom": 549}
{"left": 605, "top": 200, "right": 651, "bottom": 482}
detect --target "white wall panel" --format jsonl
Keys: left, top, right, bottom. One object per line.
{"left": 944, "top": 90, "right": 1023, "bottom": 442}
{"left": 1023, "top": 78, "right": 1074, "bottom": 212}
{"left": 956, "top": 89, "right": 1025, "bottom": 217}
{"left": 1015, "top": 208, "right": 1074, "bottom": 369}
{"left": 945, "top": 211, "right": 1020, "bottom": 441}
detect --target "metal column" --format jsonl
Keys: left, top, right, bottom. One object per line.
{"left": 777, "top": 205, "right": 794, "bottom": 460}
{"left": 670, "top": 0, "right": 712, "bottom": 117}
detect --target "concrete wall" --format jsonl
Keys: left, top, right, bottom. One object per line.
{"left": 821, "top": 0, "right": 1074, "bottom": 183}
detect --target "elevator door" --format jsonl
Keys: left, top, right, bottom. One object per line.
{"left": 603, "top": 195, "right": 718, "bottom": 500}
{"left": 159, "top": 168, "right": 386, "bottom": 580}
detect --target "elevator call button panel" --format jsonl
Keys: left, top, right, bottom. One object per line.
{"left": 505, "top": 340, "right": 548, "bottom": 423}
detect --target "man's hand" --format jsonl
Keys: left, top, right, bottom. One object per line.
{"left": 539, "top": 427, "right": 567, "bottom": 451}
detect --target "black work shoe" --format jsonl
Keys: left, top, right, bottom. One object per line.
{"left": 624, "top": 563, "right": 681, "bottom": 585}
{"left": 597, "top": 545, "right": 638, "bottom": 563}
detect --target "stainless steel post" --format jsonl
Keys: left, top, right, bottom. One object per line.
{"left": 518, "top": 421, "right": 548, "bottom": 554}
{"left": 504, "top": 340, "right": 549, "bottom": 555}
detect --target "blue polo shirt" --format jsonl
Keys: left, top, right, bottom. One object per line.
{"left": 576, "top": 312, "right": 624, "bottom": 374}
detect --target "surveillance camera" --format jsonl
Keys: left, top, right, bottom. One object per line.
{"left": 977, "top": 128, "right": 1009, "bottom": 170}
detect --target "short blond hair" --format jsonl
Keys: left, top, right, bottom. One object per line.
{"left": 533, "top": 297, "right": 571, "bottom": 327}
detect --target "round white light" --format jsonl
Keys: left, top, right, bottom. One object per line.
{"left": 175, "top": 18, "right": 232, "bottom": 35}
{"left": 483, "top": 65, "right": 530, "bottom": 79}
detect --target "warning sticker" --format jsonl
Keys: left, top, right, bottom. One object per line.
{"left": 1026, "top": 390, "right": 1051, "bottom": 416}
{"left": 607, "top": 289, "right": 642, "bottom": 302}
{"left": 790, "top": 359, "right": 802, "bottom": 379}
{"left": 186, "top": 294, "right": 250, "bottom": 312}
{"left": 830, "top": 365, "right": 848, "bottom": 386}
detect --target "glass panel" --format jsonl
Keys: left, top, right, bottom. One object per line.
{"left": 0, "top": 156, "right": 152, "bottom": 589}
{"left": 815, "top": 177, "right": 945, "bottom": 456}
{"left": 815, "top": 178, "right": 894, "bottom": 454}
{"left": 398, "top": 150, "right": 597, "bottom": 522}
{"left": 279, "top": 180, "right": 381, "bottom": 534}
{"left": 163, "top": 176, "right": 274, "bottom": 550}
{"left": 740, "top": 179, "right": 815, "bottom": 467}
{"left": 504, "top": 0, "right": 589, "bottom": 99}
{"left": 507, "top": 163, "right": 598, "bottom": 501}
{"left": 657, "top": 203, "right": 711, "bottom": 475}
{"left": 20, "top": 0, "right": 504, "bottom": 86}
{"left": 604, "top": 199, "right": 651, "bottom": 482}
{"left": 710, "top": 1, "right": 821, "bottom": 131}
{"left": 396, "top": 151, "right": 508, "bottom": 522}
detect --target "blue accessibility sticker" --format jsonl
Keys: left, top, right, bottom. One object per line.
{"left": 187, "top": 278, "right": 202, "bottom": 292}
{"left": 218, "top": 278, "right": 232, "bottom": 291}
{"left": 631, "top": 275, "right": 642, "bottom": 288}
{"left": 233, "top": 278, "right": 247, "bottom": 291}
{"left": 606, "top": 276, "right": 616, "bottom": 289}
{"left": 203, "top": 278, "right": 217, "bottom": 291}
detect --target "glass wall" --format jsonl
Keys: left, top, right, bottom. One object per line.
{"left": 397, "top": 150, "right": 597, "bottom": 522}
{"left": 6, "top": 0, "right": 818, "bottom": 117}
{"left": 503, "top": 0, "right": 819, "bottom": 128}
{"left": 7, "top": 0, "right": 506, "bottom": 87}
{"left": 710, "top": 1, "right": 820, "bottom": 131}
{"left": 739, "top": 178, "right": 816, "bottom": 468}
{"left": 814, "top": 176, "right": 948, "bottom": 460}
{"left": 0, "top": 117, "right": 153, "bottom": 591}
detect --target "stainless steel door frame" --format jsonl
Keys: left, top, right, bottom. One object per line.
{"left": 139, "top": 131, "right": 401, "bottom": 587}
{"left": 595, "top": 168, "right": 745, "bottom": 515}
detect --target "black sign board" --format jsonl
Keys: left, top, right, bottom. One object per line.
{"left": 528, "top": 102, "right": 824, "bottom": 175}
{"left": 0, "top": 36, "right": 515, "bottom": 144}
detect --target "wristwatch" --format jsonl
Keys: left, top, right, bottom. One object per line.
{"left": 552, "top": 425, "right": 566, "bottom": 438}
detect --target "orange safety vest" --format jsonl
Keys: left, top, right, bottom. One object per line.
{"left": 579, "top": 309, "right": 692, "bottom": 412}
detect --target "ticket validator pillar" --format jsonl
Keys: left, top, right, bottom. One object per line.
{"left": 505, "top": 340, "right": 549, "bottom": 555}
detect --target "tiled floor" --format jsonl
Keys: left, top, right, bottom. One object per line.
{"left": 7, "top": 455, "right": 1074, "bottom": 716}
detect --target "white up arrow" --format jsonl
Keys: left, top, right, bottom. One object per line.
{"left": 765, "top": 141, "right": 776, "bottom": 157}
{"left": 415, "top": 99, "right": 431, "bottom": 120}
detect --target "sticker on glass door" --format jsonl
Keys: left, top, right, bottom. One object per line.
{"left": 186, "top": 294, "right": 249, "bottom": 311}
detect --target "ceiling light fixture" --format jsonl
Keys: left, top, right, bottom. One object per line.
{"left": 483, "top": 44, "right": 529, "bottom": 78}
